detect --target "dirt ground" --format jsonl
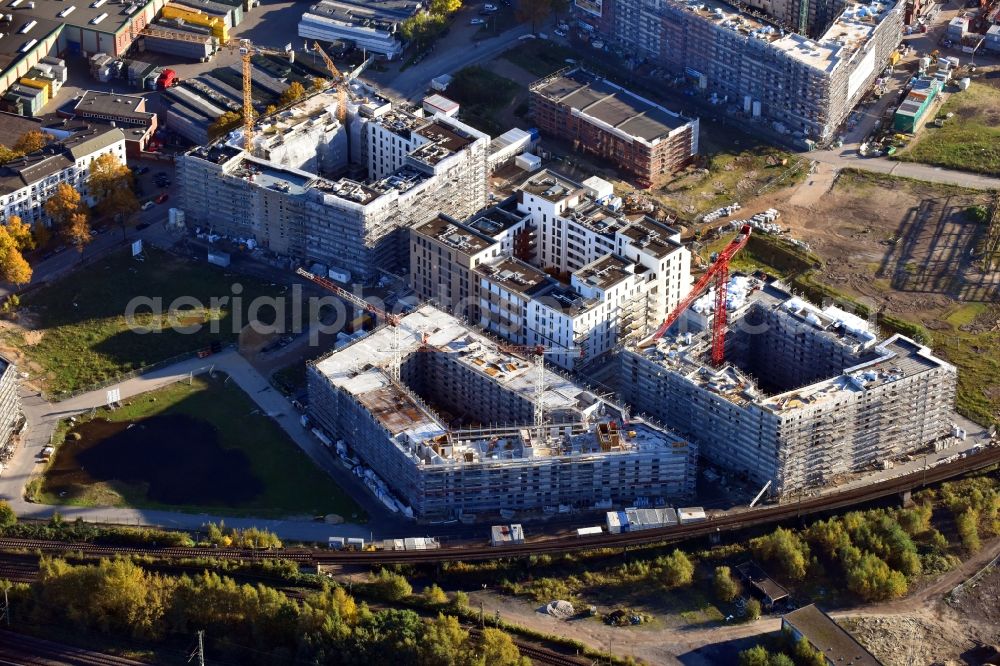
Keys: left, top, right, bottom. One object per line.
{"left": 750, "top": 168, "right": 999, "bottom": 319}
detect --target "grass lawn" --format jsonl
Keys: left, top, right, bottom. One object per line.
{"left": 651, "top": 138, "right": 805, "bottom": 218}
{"left": 34, "top": 374, "right": 365, "bottom": 520}
{"left": 501, "top": 40, "right": 577, "bottom": 77}
{"left": 3, "top": 248, "right": 288, "bottom": 396}
{"left": 896, "top": 82, "right": 1000, "bottom": 176}
{"left": 446, "top": 66, "right": 521, "bottom": 136}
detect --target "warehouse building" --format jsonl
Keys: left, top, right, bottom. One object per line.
{"left": 0, "top": 125, "right": 126, "bottom": 225}
{"left": 620, "top": 279, "right": 956, "bottom": 495}
{"left": 782, "top": 605, "right": 882, "bottom": 665}
{"left": 178, "top": 89, "right": 489, "bottom": 283}
{"left": 0, "top": 0, "right": 172, "bottom": 113}
{"left": 581, "top": 0, "right": 903, "bottom": 144}
{"left": 307, "top": 305, "right": 697, "bottom": 520}
{"left": 298, "top": 0, "right": 423, "bottom": 60}
{"left": 530, "top": 69, "right": 699, "bottom": 187}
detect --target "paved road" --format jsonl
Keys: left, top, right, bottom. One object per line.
{"left": 809, "top": 144, "right": 1000, "bottom": 190}
{"left": 366, "top": 19, "right": 536, "bottom": 102}
{"left": 0, "top": 349, "right": 407, "bottom": 543}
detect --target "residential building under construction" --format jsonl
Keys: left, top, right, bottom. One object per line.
{"left": 579, "top": 0, "right": 903, "bottom": 143}
{"left": 620, "top": 279, "right": 956, "bottom": 494}
{"left": 409, "top": 170, "right": 692, "bottom": 368}
{"left": 529, "top": 69, "right": 699, "bottom": 187}
{"left": 178, "top": 88, "right": 489, "bottom": 283}
{"left": 307, "top": 305, "right": 697, "bottom": 520}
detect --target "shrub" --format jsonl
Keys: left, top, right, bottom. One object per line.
{"left": 0, "top": 500, "right": 15, "bottom": 528}
{"left": 661, "top": 549, "right": 695, "bottom": 589}
{"left": 422, "top": 583, "right": 448, "bottom": 605}
{"left": 369, "top": 568, "right": 412, "bottom": 601}
{"left": 713, "top": 565, "right": 740, "bottom": 602}
{"left": 744, "top": 597, "right": 762, "bottom": 622}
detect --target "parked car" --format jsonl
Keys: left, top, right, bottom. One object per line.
{"left": 484, "top": 3, "right": 497, "bottom": 9}
{"left": 554, "top": 28, "right": 567, "bottom": 37}
{"left": 154, "top": 193, "right": 169, "bottom": 204}
{"left": 471, "top": 17, "right": 486, "bottom": 24}
{"left": 141, "top": 201, "right": 155, "bottom": 211}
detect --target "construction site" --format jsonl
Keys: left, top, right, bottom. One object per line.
{"left": 307, "top": 305, "right": 697, "bottom": 520}
{"left": 586, "top": 0, "right": 905, "bottom": 144}
{"left": 620, "top": 275, "right": 957, "bottom": 494}
{"left": 178, "top": 81, "right": 490, "bottom": 282}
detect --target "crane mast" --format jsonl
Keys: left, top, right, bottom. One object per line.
{"left": 640, "top": 225, "right": 752, "bottom": 367}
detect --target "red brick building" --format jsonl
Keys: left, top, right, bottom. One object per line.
{"left": 530, "top": 69, "right": 699, "bottom": 188}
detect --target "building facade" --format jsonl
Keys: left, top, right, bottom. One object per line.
{"left": 530, "top": 69, "right": 699, "bottom": 187}
{"left": 178, "top": 99, "right": 489, "bottom": 283}
{"left": 0, "top": 356, "right": 23, "bottom": 452}
{"left": 0, "top": 125, "right": 126, "bottom": 225}
{"left": 308, "top": 305, "right": 697, "bottom": 520}
{"left": 409, "top": 170, "right": 692, "bottom": 369}
{"left": 620, "top": 280, "right": 956, "bottom": 495}
{"left": 579, "top": 0, "right": 903, "bottom": 143}
{"left": 298, "top": 0, "right": 422, "bottom": 60}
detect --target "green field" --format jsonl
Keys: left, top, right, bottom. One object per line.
{"left": 4, "top": 248, "right": 288, "bottom": 396}
{"left": 32, "top": 374, "right": 365, "bottom": 520}
{"left": 896, "top": 82, "right": 1000, "bottom": 176}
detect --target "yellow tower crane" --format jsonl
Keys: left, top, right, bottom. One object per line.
{"left": 238, "top": 38, "right": 254, "bottom": 152}
{"left": 313, "top": 41, "right": 347, "bottom": 123}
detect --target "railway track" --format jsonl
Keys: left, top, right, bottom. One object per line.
{"left": 0, "top": 631, "right": 147, "bottom": 666}
{"left": 313, "top": 446, "right": 1000, "bottom": 564}
{"left": 0, "top": 448, "right": 995, "bottom": 568}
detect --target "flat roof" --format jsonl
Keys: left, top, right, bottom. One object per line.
{"left": 518, "top": 169, "right": 588, "bottom": 203}
{"left": 412, "top": 214, "right": 496, "bottom": 255}
{"left": 303, "top": 0, "right": 420, "bottom": 26}
{"left": 2, "top": 0, "right": 156, "bottom": 37}
{"left": 574, "top": 254, "right": 633, "bottom": 291}
{"left": 74, "top": 90, "right": 153, "bottom": 123}
{"left": 783, "top": 605, "right": 882, "bottom": 666}
{"left": 477, "top": 256, "right": 552, "bottom": 297}
{"left": 465, "top": 201, "right": 528, "bottom": 238}
{"left": 312, "top": 305, "right": 689, "bottom": 466}
{"left": 533, "top": 69, "right": 693, "bottom": 145}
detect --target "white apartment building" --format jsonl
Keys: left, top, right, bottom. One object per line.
{"left": 409, "top": 170, "right": 693, "bottom": 370}
{"left": 516, "top": 170, "right": 692, "bottom": 338}
{"left": 0, "top": 126, "right": 126, "bottom": 225}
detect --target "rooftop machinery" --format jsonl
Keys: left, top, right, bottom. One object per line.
{"left": 640, "top": 225, "right": 752, "bottom": 366}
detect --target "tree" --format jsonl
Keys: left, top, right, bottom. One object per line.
{"left": 423, "top": 583, "right": 449, "bottom": 605}
{"left": 0, "top": 145, "right": 19, "bottom": 165}
{"left": 65, "top": 212, "right": 93, "bottom": 252}
{"left": 768, "top": 653, "right": 795, "bottom": 666}
{"left": 430, "top": 0, "right": 462, "bottom": 14}
{"left": 88, "top": 153, "right": 139, "bottom": 236}
{"left": 280, "top": 81, "right": 307, "bottom": 106}
{"left": 43, "top": 182, "right": 84, "bottom": 228}
{"left": 209, "top": 111, "right": 243, "bottom": 140}
{"left": 310, "top": 78, "right": 327, "bottom": 92}
{"left": 0, "top": 225, "right": 32, "bottom": 285}
{"left": 419, "top": 613, "right": 475, "bottom": 666}
{"left": 5, "top": 216, "right": 34, "bottom": 251}
{"left": 451, "top": 590, "right": 470, "bottom": 612}
{"left": 661, "top": 549, "right": 695, "bottom": 589}
{"left": 32, "top": 222, "right": 51, "bottom": 251}
{"left": 744, "top": 597, "right": 762, "bottom": 622}
{"left": 793, "top": 637, "right": 826, "bottom": 666}
{"left": 13, "top": 130, "right": 52, "bottom": 155}
{"left": 751, "top": 527, "right": 810, "bottom": 580}
{"left": 845, "top": 553, "right": 907, "bottom": 601}
{"left": 0, "top": 500, "right": 15, "bottom": 528}
{"left": 478, "top": 628, "right": 530, "bottom": 666}
{"left": 738, "top": 645, "right": 770, "bottom": 666}
{"left": 713, "top": 565, "right": 740, "bottom": 603}
{"left": 956, "top": 508, "right": 981, "bottom": 553}
{"left": 370, "top": 568, "right": 412, "bottom": 601}
{"left": 517, "top": 0, "right": 552, "bottom": 31}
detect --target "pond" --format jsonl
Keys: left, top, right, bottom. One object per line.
{"left": 45, "top": 413, "right": 264, "bottom": 506}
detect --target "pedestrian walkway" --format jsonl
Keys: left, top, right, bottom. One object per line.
{"left": 0, "top": 350, "right": 402, "bottom": 543}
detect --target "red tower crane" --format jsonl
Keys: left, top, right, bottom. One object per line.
{"left": 640, "top": 225, "right": 752, "bottom": 367}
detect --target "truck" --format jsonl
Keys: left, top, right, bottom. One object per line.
{"left": 156, "top": 68, "right": 178, "bottom": 90}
